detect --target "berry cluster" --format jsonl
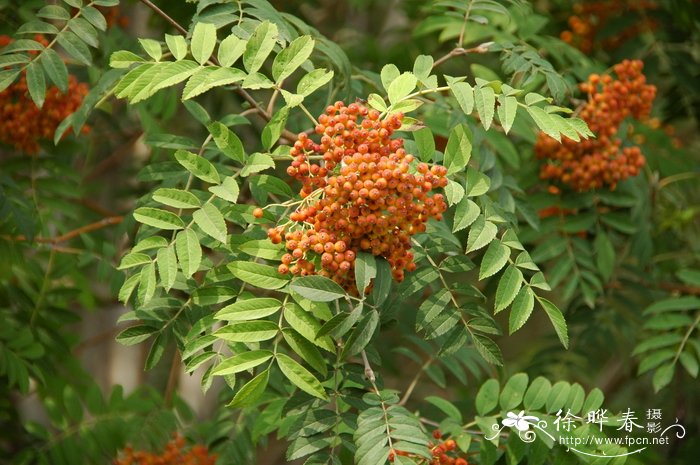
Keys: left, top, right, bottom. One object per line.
{"left": 390, "top": 430, "right": 469, "bottom": 465}
{"left": 560, "top": 1, "right": 657, "bottom": 54}
{"left": 267, "top": 101, "right": 448, "bottom": 291}
{"left": 536, "top": 60, "right": 656, "bottom": 191}
{"left": 113, "top": 434, "right": 217, "bottom": 465}
{"left": 0, "top": 35, "right": 89, "bottom": 154}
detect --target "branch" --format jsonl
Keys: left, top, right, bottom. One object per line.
{"left": 139, "top": 0, "right": 188, "bottom": 35}
{"left": 361, "top": 350, "right": 376, "bottom": 383}
{"left": 432, "top": 43, "right": 493, "bottom": 69}
{"left": 5, "top": 216, "right": 123, "bottom": 244}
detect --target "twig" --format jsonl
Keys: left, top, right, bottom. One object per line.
{"left": 432, "top": 43, "right": 493, "bottom": 69}
{"left": 139, "top": 0, "right": 188, "bottom": 35}
{"left": 607, "top": 280, "right": 700, "bottom": 296}
{"left": 164, "top": 350, "right": 181, "bottom": 407}
{"left": 398, "top": 357, "right": 433, "bottom": 406}
{"left": 5, "top": 216, "right": 124, "bottom": 245}
{"left": 361, "top": 350, "right": 376, "bottom": 383}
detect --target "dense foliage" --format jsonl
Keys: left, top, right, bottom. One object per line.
{"left": 0, "top": 1, "right": 698, "bottom": 465}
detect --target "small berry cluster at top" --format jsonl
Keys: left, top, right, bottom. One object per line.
{"left": 560, "top": 1, "right": 657, "bottom": 54}
{"left": 536, "top": 59, "right": 656, "bottom": 192}
{"left": 113, "top": 434, "right": 217, "bottom": 465}
{"left": 262, "top": 100, "right": 448, "bottom": 292}
{"left": 389, "top": 429, "right": 469, "bottom": 465}
{"left": 0, "top": 35, "right": 89, "bottom": 154}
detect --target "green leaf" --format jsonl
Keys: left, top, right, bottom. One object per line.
{"left": 545, "top": 381, "right": 571, "bottom": 413}
{"left": 208, "top": 121, "right": 245, "bottom": 163}
{"left": 191, "top": 22, "right": 217, "bottom": 64}
{"left": 290, "top": 276, "right": 346, "bottom": 301}
{"left": 228, "top": 261, "right": 289, "bottom": 289}
{"left": 466, "top": 216, "right": 498, "bottom": 253}
{"left": 145, "top": 333, "right": 167, "bottom": 370}
{"left": 215, "top": 321, "right": 279, "bottom": 342}
{"left": 500, "top": 373, "right": 529, "bottom": 411}
{"left": 380, "top": 63, "right": 400, "bottom": 91}
{"left": 273, "top": 36, "right": 314, "bottom": 82}
{"left": 367, "top": 93, "right": 387, "bottom": 112}
{"left": 216, "top": 298, "right": 282, "bottom": 321}
{"left": 228, "top": 369, "right": 269, "bottom": 407}
{"left": 340, "top": 310, "right": 379, "bottom": 359}
{"left": 40, "top": 49, "right": 68, "bottom": 93}
{"left": 426, "top": 396, "right": 462, "bottom": 423}
{"left": 0, "top": 69, "right": 20, "bottom": 93}
{"left": 238, "top": 239, "right": 284, "bottom": 260}
{"left": 497, "top": 95, "right": 517, "bottom": 134}
{"left": 165, "top": 34, "right": 188, "bottom": 60}
{"left": 213, "top": 350, "right": 273, "bottom": 376}
{"left": 527, "top": 106, "right": 560, "bottom": 142}
{"left": 117, "top": 252, "right": 151, "bottom": 270}
{"left": 193, "top": 203, "right": 228, "bottom": 243}
{"left": 594, "top": 231, "right": 615, "bottom": 281}
{"left": 679, "top": 351, "right": 698, "bottom": 378}
{"left": 26, "top": 61, "right": 46, "bottom": 108}
{"left": 109, "top": 50, "right": 145, "bottom": 68}
{"left": 175, "top": 229, "right": 201, "bottom": 277}
{"left": 69, "top": 18, "right": 99, "bottom": 48}
{"left": 444, "top": 179, "right": 465, "bottom": 206}
{"left": 218, "top": 34, "right": 246, "bottom": 67}
{"left": 277, "top": 353, "right": 328, "bottom": 400}
{"left": 581, "top": 388, "right": 604, "bottom": 413}
{"left": 284, "top": 303, "right": 335, "bottom": 352}
{"left": 79, "top": 6, "right": 106, "bottom": 31}
{"left": 262, "top": 107, "right": 289, "bottom": 150}
{"left": 444, "top": 123, "right": 472, "bottom": 175}
{"left": 138, "top": 262, "right": 157, "bottom": 304}
{"left": 472, "top": 333, "right": 504, "bottom": 366}
{"left": 174, "top": 149, "right": 220, "bottom": 184}
{"left": 495, "top": 265, "right": 522, "bottom": 313}
{"left": 297, "top": 68, "right": 333, "bottom": 96}
{"left": 116, "top": 325, "right": 157, "bottom": 346}
{"left": 242, "top": 152, "right": 276, "bottom": 176}
{"left": 387, "top": 72, "right": 417, "bottom": 104}
{"left": 156, "top": 245, "right": 177, "bottom": 292}
{"left": 414, "top": 127, "right": 435, "bottom": 162}
{"left": 479, "top": 240, "right": 510, "bottom": 280}
{"left": 523, "top": 376, "right": 552, "bottom": 410}
{"left": 133, "top": 207, "right": 184, "bottom": 230}
{"left": 453, "top": 198, "right": 480, "bottom": 232}
{"left": 413, "top": 54, "right": 433, "bottom": 80}
{"left": 119, "top": 274, "right": 140, "bottom": 304}
{"left": 475, "top": 379, "right": 500, "bottom": 416}
{"left": 282, "top": 328, "right": 327, "bottom": 376}
{"left": 465, "top": 168, "right": 490, "bottom": 197}
{"left": 450, "top": 81, "right": 474, "bottom": 114}
{"left": 152, "top": 188, "right": 201, "bottom": 209}
{"left": 539, "top": 298, "right": 568, "bottom": 348}
{"left": 509, "top": 287, "right": 535, "bottom": 334}
{"left": 182, "top": 66, "right": 246, "bottom": 99}
{"left": 317, "top": 304, "right": 363, "bottom": 339}
{"left": 474, "top": 86, "right": 495, "bottom": 130}
{"left": 653, "top": 364, "right": 675, "bottom": 392}
{"left": 37, "top": 4, "right": 70, "bottom": 20}
{"left": 138, "top": 38, "right": 161, "bottom": 61}
{"left": 192, "top": 286, "right": 236, "bottom": 305}
{"left": 243, "top": 21, "right": 278, "bottom": 73}
{"left": 209, "top": 176, "right": 240, "bottom": 203}
{"left": 355, "top": 252, "right": 376, "bottom": 297}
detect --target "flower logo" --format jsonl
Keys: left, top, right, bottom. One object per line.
{"left": 502, "top": 411, "right": 540, "bottom": 432}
